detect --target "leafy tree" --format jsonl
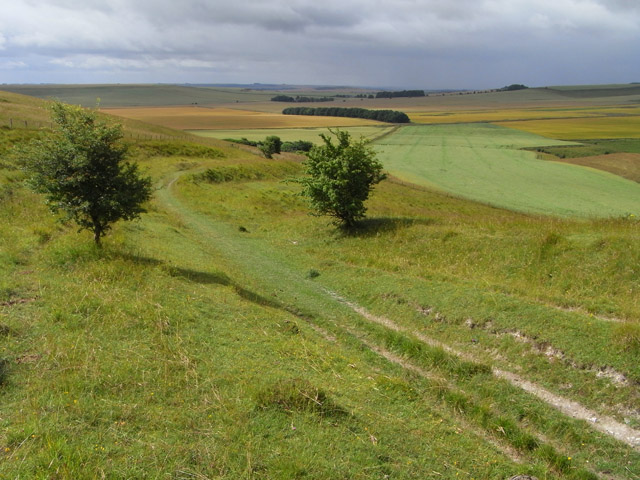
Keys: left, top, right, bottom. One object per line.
{"left": 297, "top": 130, "right": 386, "bottom": 228}
{"left": 259, "top": 135, "right": 282, "bottom": 159}
{"left": 20, "top": 102, "right": 153, "bottom": 246}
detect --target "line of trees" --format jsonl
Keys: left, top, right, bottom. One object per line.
{"left": 271, "top": 95, "right": 334, "bottom": 103}
{"left": 223, "top": 136, "right": 314, "bottom": 154}
{"left": 375, "top": 90, "right": 425, "bottom": 98}
{"left": 282, "top": 107, "right": 410, "bottom": 123}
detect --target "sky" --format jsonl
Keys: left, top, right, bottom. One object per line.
{"left": 1, "top": 0, "right": 639, "bottom": 89}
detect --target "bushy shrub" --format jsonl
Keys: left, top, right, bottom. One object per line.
{"left": 296, "top": 130, "right": 386, "bottom": 228}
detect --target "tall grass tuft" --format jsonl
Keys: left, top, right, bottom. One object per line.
{"left": 255, "top": 378, "right": 350, "bottom": 419}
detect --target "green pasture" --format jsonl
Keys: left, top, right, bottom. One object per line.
{"left": 189, "top": 125, "right": 396, "bottom": 144}
{"left": 375, "top": 124, "right": 640, "bottom": 218}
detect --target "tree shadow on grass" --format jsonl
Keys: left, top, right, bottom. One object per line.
{"left": 115, "top": 252, "right": 303, "bottom": 316}
{"left": 172, "top": 266, "right": 287, "bottom": 311}
{"left": 339, "top": 216, "right": 437, "bottom": 238}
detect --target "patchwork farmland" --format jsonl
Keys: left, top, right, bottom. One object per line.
{"left": 374, "top": 124, "right": 640, "bottom": 217}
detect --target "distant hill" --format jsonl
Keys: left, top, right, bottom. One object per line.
{"left": 3, "top": 83, "right": 640, "bottom": 109}
{"left": 545, "top": 84, "right": 640, "bottom": 98}
{"left": 0, "top": 88, "right": 216, "bottom": 143}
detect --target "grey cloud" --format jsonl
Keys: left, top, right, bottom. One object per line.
{"left": 597, "top": 0, "right": 640, "bottom": 12}
{"left": 1, "top": 0, "right": 639, "bottom": 88}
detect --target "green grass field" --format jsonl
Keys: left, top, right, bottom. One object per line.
{"left": 189, "top": 126, "right": 396, "bottom": 143}
{"left": 374, "top": 124, "right": 640, "bottom": 218}
{"left": 1, "top": 89, "right": 639, "bottom": 478}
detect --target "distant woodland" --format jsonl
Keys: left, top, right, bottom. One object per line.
{"left": 271, "top": 95, "right": 334, "bottom": 102}
{"left": 282, "top": 106, "right": 410, "bottom": 123}
{"left": 375, "top": 90, "right": 425, "bottom": 98}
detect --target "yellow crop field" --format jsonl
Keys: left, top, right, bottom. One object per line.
{"left": 102, "top": 106, "right": 384, "bottom": 130}
{"left": 495, "top": 115, "right": 640, "bottom": 139}
{"left": 410, "top": 109, "right": 597, "bottom": 124}
{"left": 410, "top": 105, "right": 640, "bottom": 125}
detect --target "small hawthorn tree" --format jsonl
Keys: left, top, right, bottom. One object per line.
{"left": 21, "top": 102, "right": 153, "bottom": 246}
{"left": 297, "top": 129, "right": 386, "bottom": 228}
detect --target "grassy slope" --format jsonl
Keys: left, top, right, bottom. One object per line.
{"left": 0, "top": 91, "right": 51, "bottom": 129}
{"left": 0, "top": 141, "right": 552, "bottom": 480}
{"left": 6, "top": 198, "right": 528, "bottom": 479}
{"left": 374, "top": 124, "right": 640, "bottom": 218}
{"left": 2, "top": 91, "right": 639, "bottom": 478}
{"left": 168, "top": 155, "right": 640, "bottom": 476}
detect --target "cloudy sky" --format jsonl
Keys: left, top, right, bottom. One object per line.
{"left": 1, "top": 0, "right": 639, "bottom": 89}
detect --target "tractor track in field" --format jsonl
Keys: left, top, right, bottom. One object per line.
{"left": 343, "top": 326, "right": 527, "bottom": 464}
{"left": 326, "top": 290, "right": 640, "bottom": 451}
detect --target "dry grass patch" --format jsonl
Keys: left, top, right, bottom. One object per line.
{"left": 553, "top": 153, "right": 640, "bottom": 183}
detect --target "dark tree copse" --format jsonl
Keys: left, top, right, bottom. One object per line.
{"left": 282, "top": 106, "right": 409, "bottom": 123}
